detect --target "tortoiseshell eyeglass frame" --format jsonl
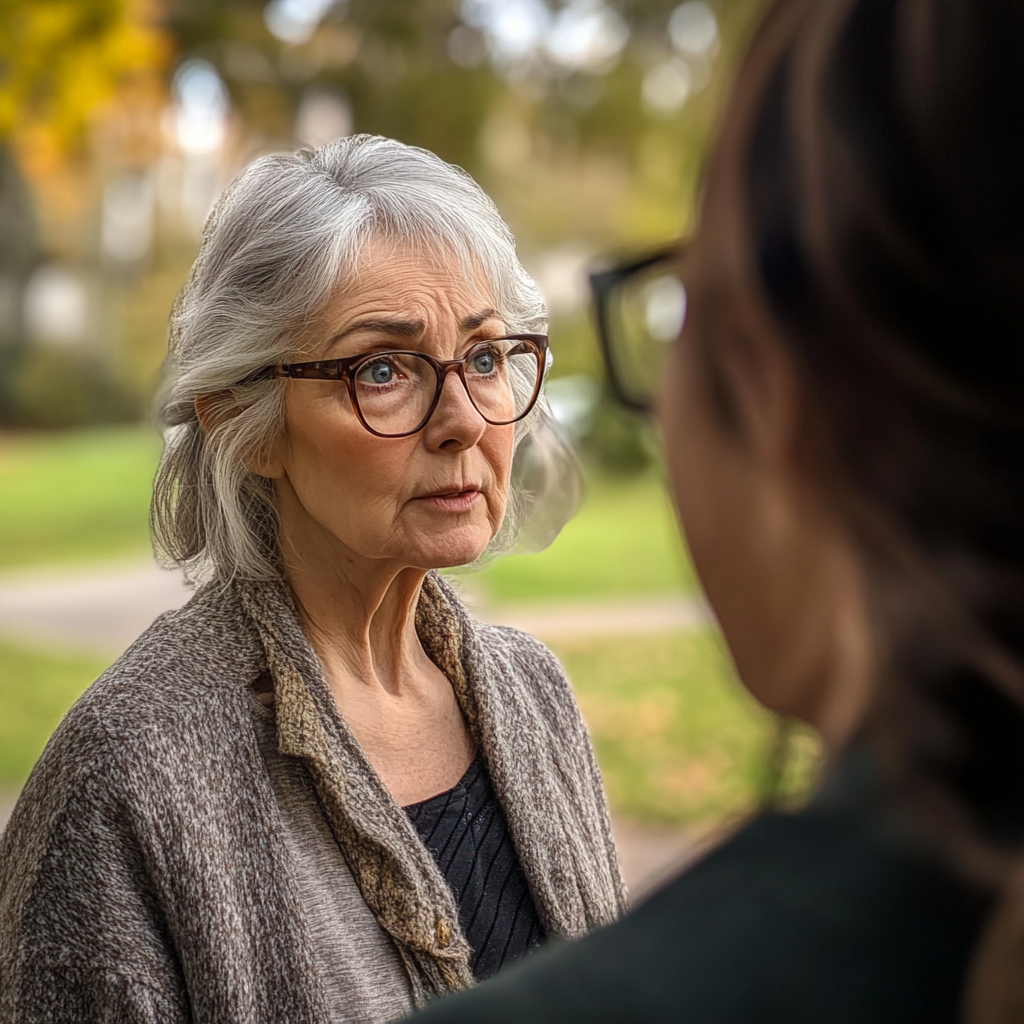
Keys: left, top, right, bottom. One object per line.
{"left": 248, "top": 333, "right": 549, "bottom": 438}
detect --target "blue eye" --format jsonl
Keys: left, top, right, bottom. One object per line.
{"left": 472, "top": 351, "right": 496, "bottom": 374}
{"left": 359, "top": 360, "right": 394, "bottom": 385}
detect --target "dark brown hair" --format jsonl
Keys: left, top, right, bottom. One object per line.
{"left": 708, "top": 0, "right": 1024, "bottom": 1019}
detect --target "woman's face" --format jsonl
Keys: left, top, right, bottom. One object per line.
{"left": 658, "top": 230, "right": 871, "bottom": 745}
{"left": 259, "top": 240, "right": 515, "bottom": 576}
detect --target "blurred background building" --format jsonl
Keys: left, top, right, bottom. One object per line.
{"left": 0, "top": 0, "right": 761, "bottom": 458}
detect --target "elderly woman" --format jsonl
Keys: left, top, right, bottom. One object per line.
{"left": 0, "top": 136, "right": 625, "bottom": 1024}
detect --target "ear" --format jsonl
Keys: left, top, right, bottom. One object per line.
{"left": 194, "top": 393, "right": 287, "bottom": 480}
{"left": 196, "top": 391, "right": 245, "bottom": 434}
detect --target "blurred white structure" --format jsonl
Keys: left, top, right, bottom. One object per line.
{"left": 642, "top": 58, "right": 693, "bottom": 116}
{"left": 545, "top": 373, "right": 599, "bottom": 436}
{"left": 525, "top": 246, "right": 592, "bottom": 316}
{"left": 265, "top": 0, "right": 342, "bottom": 45}
{"left": 544, "top": 0, "right": 629, "bottom": 74}
{"left": 23, "top": 265, "right": 89, "bottom": 348}
{"left": 102, "top": 172, "right": 156, "bottom": 265}
{"left": 295, "top": 89, "right": 352, "bottom": 148}
{"left": 461, "top": 0, "right": 628, "bottom": 76}
{"left": 668, "top": 1, "right": 719, "bottom": 58}
{"left": 164, "top": 59, "right": 233, "bottom": 235}
{"left": 643, "top": 2, "right": 719, "bottom": 117}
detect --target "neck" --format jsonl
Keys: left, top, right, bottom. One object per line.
{"left": 282, "top": 535, "right": 433, "bottom": 699}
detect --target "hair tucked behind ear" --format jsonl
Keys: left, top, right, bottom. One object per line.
{"left": 711, "top": 0, "right": 1024, "bottom": 1019}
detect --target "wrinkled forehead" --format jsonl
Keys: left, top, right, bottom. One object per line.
{"left": 300, "top": 234, "right": 505, "bottom": 358}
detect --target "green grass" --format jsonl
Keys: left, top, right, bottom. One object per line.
{"left": 0, "top": 637, "right": 108, "bottom": 785}
{"left": 0, "top": 427, "right": 160, "bottom": 570}
{"left": 472, "top": 471, "right": 697, "bottom": 603}
{"left": 550, "top": 630, "right": 821, "bottom": 827}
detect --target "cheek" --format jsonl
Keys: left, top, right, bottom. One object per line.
{"left": 659, "top": 332, "right": 749, "bottom": 597}
{"left": 483, "top": 426, "right": 514, "bottom": 504}
{"left": 660, "top": 333, "right": 708, "bottom": 539}
{"left": 282, "top": 392, "right": 411, "bottom": 518}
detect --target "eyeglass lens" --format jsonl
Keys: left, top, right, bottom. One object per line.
{"left": 607, "top": 262, "right": 687, "bottom": 407}
{"left": 351, "top": 340, "right": 540, "bottom": 436}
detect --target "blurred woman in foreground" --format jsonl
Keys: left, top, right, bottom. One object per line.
{"left": 414, "top": 0, "right": 1024, "bottom": 1020}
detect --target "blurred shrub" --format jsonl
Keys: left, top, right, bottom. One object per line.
{"left": 7, "top": 347, "right": 141, "bottom": 428}
{"left": 582, "top": 390, "right": 657, "bottom": 474}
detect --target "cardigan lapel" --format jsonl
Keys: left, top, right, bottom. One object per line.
{"left": 237, "top": 580, "right": 473, "bottom": 1004}
{"left": 237, "top": 571, "right": 625, "bottom": 1000}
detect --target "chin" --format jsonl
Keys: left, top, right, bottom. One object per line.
{"left": 411, "top": 525, "right": 493, "bottom": 570}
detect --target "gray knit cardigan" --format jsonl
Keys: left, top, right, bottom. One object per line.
{"left": 0, "top": 572, "right": 626, "bottom": 1022}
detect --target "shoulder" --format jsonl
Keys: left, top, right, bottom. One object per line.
{"left": 1, "top": 584, "right": 273, "bottom": 927}
{"left": 464, "top": 619, "right": 587, "bottom": 737}
{"left": 71, "top": 580, "right": 262, "bottom": 734}
{"left": 415, "top": 808, "right": 986, "bottom": 1024}
{"left": 470, "top": 619, "right": 566, "bottom": 683}
{"left": 15, "top": 581, "right": 266, "bottom": 821}
{"left": 425, "top": 572, "right": 579, "bottom": 724}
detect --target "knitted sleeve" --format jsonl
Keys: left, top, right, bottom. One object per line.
{"left": 6, "top": 966, "right": 189, "bottom": 1023}
{"left": 0, "top": 706, "right": 191, "bottom": 1023}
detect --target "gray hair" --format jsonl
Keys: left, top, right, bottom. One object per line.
{"left": 152, "top": 134, "right": 579, "bottom": 584}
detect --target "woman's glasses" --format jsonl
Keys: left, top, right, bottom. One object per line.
{"left": 589, "top": 242, "right": 687, "bottom": 414}
{"left": 255, "top": 334, "right": 548, "bottom": 438}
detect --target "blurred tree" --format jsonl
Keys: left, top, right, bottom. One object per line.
{"left": 0, "top": 0, "right": 169, "bottom": 156}
{"left": 160, "top": 0, "right": 764, "bottom": 225}
{"left": 1, "top": 0, "right": 768, "bottom": 428}
{"left": 0, "top": 148, "right": 38, "bottom": 422}
{"left": 0, "top": 0, "right": 170, "bottom": 426}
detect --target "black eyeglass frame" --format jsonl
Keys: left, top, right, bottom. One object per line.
{"left": 588, "top": 241, "right": 687, "bottom": 414}
{"left": 592, "top": 240, "right": 800, "bottom": 809}
{"left": 252, "top": 334, "right": 549, "bottom": 438}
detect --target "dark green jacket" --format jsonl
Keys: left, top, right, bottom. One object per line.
{"left": 413, "top": 751, "right": 989, "bottom": 1023}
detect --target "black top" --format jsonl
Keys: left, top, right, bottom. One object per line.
{"left": 404, "top": 753, "right": 546, "bottom": 980}
{"left": 414, "top": 748, "right": 992, "bottom": 1023}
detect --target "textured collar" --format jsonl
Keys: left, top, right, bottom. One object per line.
{"left": 236, "top": 572, "right": 625, "bottom": 1003}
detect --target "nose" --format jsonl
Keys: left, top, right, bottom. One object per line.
{"left": 421, "top": 364, "right": 487, "bottom": 452}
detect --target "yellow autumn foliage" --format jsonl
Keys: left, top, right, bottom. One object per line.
{"left": 0, "top": 0, "right": 170, "bottom": 155}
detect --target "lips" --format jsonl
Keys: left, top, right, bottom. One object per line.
{"left": 414, "top": 487, "right": 483, "bottom": 512}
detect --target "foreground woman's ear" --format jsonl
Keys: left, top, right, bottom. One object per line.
{"left": 194, "top": 392, "right": 286, "bottom": 479}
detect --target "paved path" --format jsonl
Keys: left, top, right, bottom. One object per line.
{"left": 0, "top": 560, "right": 709, "bottom": 896}
{"left": 0, "top": 560, "right": 711, "bottom": 657}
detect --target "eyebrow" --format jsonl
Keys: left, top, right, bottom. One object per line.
{"left": 331, "top": 317, "right": 425, "bottom": 341}
{"left": 458, "top": 308, "right": 499, "bottom": 331}
{"left": 328, "top": 308, "right": 501, "bottom": 345}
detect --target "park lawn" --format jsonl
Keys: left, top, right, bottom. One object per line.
{"left": 0, "top": 636, "right": 109, "bottom": 785}
{"left": 549, "top": 630, "right": 821, "bottom": 827}
{"left": 0, "top": 427, "right": 160, "bottom": 570}
{"left": 0, "top": 628, "right": 818, "bottom": 824}
{"left": 469, "top": 470, "right": 697, "bottom": 603}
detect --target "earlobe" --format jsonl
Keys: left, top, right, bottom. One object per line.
{"left": 246, "top": 440, "right": 286, "bottom": 480}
